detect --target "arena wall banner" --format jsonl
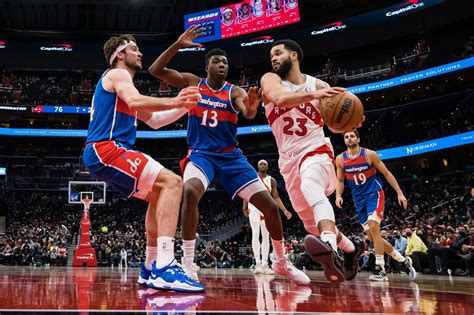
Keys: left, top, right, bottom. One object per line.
{"left": 376, "top": 131, "right": 474, "bottom": 160}
{"left": 0, "top": 128, "right": 472, "bottom": 161}
{"left": 347, "top": 57, "right": 474, "bottom": 94}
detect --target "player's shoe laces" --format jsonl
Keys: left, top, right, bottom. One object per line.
{"left": 402, "top": 256, "right": 417, "bottom": 281}
{"left": 303, "top": 234, "right": 345, "bottom": 283}
{"left": 254, "top": 263, "right": 264, "bottom": 275}
{"left": 181, "top": 257, "right": 200, "bottom": 282}
{"left": 137, "top": 262, "right": 152, "bottom": 286}
{"left": 270, "top": 254, "right": 311, "bottom": 285}
{"left": 343, "top": 237, "right": 365, "bottom": 281}
{"left": 147, "top": 259, "right": 205, "bottom": 292}
{"left": 369, "top": 265, "right": 388, "bottom": 282}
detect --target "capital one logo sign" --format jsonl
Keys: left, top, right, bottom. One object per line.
{"left": 178, "top": 44, "right": 206, "bottom": 52}
{"left": 240, "top": 36, "right": 274, "bottom": 47}
{"left": 311, "top": 22, "right": 347, "bottom": 36}
{"left": 0, "top": 41, "right": 5, "bottom": 49}
{"left": 40, "top": 43, "right": 73, "bottom": 52}
{"left": 386, "top": 0, "right": 425, "bottom": 17}
{"left": 76, "top": 253, "right": 94, "bottom": 260}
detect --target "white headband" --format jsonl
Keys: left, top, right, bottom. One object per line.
{"left": 258, "top": 159, "right": 268, "bottom": 165}
{"left": 109, "top": 41, "right": 135, "bottom": 66}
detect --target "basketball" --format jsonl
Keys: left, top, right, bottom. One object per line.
{"left": 320, "top": 91, "right": 364, "bottom": 133}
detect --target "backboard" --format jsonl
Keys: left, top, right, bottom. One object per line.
{"left": 68, "top": 181, "right": 106, "bottom": 204}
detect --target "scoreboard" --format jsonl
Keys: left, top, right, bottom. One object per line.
{"left": 184, "top": 0, "right": 300, "bottom": 43}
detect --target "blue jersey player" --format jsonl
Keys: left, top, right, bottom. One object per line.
{"left": 148, "top": 26, "right": 309, "bottom": 285}
{"left": 335, "top": 130, "right": 416, "bottom": 282}
{"left": 82, "top": 34, "right": 204, "bottom": 292}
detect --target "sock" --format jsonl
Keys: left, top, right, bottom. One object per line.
{"left": 145, "top": 246, "right": 158, "bottom": 270}
{"left": 337, "top": 235, "right": 355, "bottom": 253}
{"left": 320, "top": 231, "right": 337, "bottom": 252}
{"left": 271, "top": 239, "right": 285, "bottom": 260}
{"left": 182, "top": 239, "right": 196, "bottom": 262}
{"left": 390, "top": 249, "right": 406, "bottom": 263}
{"left": 375, "top": 254, "right": 385, "bottom": 270}
{"left": 155, "top": 236, "right": 175, "bottom": 269}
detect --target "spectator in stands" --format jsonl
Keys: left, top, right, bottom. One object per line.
{"left": 404, "top": 227, "right": 429, "bottom": 272}
{"left": 394, "top": 230, "right": 407, "bottom": 267}
{"left": 426, "top": 225, "right": 470, "bottom": 274}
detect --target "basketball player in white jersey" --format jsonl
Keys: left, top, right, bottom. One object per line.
{"left": 243, "top": 160, "right": 292, "bottom": 275}
{"left": 260, "top": 39, "right": 364, "bottom": 283}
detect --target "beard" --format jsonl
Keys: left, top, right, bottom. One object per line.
{"left": 272, "top": 57, "right": 292, "bottom": 78}
{"left": 124, "top": 57, "right": 142, "bottom": 72}
{"left": 347, "top": 142, "right": 358, "bottom": 149}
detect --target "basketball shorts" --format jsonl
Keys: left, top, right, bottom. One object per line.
{"left": 279, "top": 144, "right": 336, "bottom": 212}
{"left": 180, "top": 148, "right": 265, "bottom": 200}
{"left": 248, "top": 205, "right": 265, "bottom": 224}
{"left": 82, "top": 141, "right": 163, "bottom": 200}
{"left": 354, "top": 189, "right": 385, "bottom": 230}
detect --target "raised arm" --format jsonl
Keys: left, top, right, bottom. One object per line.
{"left": 270, "top": 177, "right": 292, "bottom": 219}
{"left": 105, "top": 68, "right": 200, "bottom": 112}
{"left": 367, "top": 149, "right": 408, "bottom": 209}
{"left": 148, "top": 25, "right": 203, "bottom": 88}
{"left": 260, "top": 72, "right": 345, "bottom": 108}
{"left": 231, "top": 86, "right": 260, "bottom": 119}
{"left": 335, "top": 154, "right": 346, "bottom": 209}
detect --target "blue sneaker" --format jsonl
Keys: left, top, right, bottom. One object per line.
{"left": 138, "top": 263, "right": 152, "bottom": 286}
{"left": 147, "top": 260, "right": 205, "bottom": 293}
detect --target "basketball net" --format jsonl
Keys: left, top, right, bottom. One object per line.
{"left": 81, "top": 196, "right": 92, "bottom": 220}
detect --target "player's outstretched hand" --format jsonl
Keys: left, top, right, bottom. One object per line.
{"left": 313, "top": 87, "right": 346, "bottom": 99}
{"left": 177, "top": 25, "right": 205, "bottom": 47}
{"left": 176, "top": 86, "right": 201, "bottom": 110}
{"left": 398, "top": 193, "right": 408, "bottom": 209}
{"left": 245, "top": 86, "right": 261, "bottom": 110}
{"left": 335, "top": 196, "right": 344, "bottom": 208}
{"left": 243, "top": 208, "right": 249, "bottom": 217}
{"left": 284, "top": 211, "right": 292, "bottom": 220}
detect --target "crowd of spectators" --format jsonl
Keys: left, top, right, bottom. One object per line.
{"left": 0, "top": 168, "right": 472, "bottom": 278}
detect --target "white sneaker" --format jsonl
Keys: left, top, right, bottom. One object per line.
{"left": 263, "top": 265, "right": 274, "bottom": 275}
{"left": 403, "top": 256, "right": 417, "bottom": 281}
{"left": 254, "top": 263, "right": 264, "bottom": 275}
{"left": 270, "top": 254, "right": 310, "bottom": 285}
{"left": 181, "top": 257, "right": 200, "bottom": 282}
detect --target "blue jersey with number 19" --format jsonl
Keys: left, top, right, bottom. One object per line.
{"left": 187, "top": 79, "right": 238, "bottom": 150}
{"left": 343, "top": 147, "right": 383, "bottom": 199}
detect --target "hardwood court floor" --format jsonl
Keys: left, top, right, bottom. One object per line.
{"left": 0, "top": 265, "right": 472, "bottom": 314}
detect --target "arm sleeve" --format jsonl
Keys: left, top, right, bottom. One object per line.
{"left": 144, "top": 108, "right": 188, "bottom": 129}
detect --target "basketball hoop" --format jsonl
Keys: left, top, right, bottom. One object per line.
{"left": 81, "top": 197, "right": 92, "bottom": 220}
{"left": 81, "top": 196, "right": 92, "bottom": 211}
